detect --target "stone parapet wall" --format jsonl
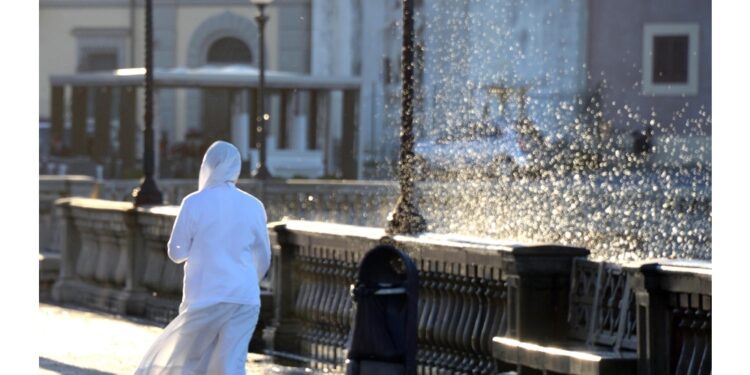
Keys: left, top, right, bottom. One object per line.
{"left": 39, "top": 175, "right": 96, "bottom": 254}
{"left": 48, "top": 196, "right": 711, "bottom": 372}
{"left": 264, "top": 220, "right": 589, "bottom": 373}
{"left": 264, "top": 220, "right": 712, "bottom": 374}
{"left": 50, "top": 198, "right": 272, "bottom": 349}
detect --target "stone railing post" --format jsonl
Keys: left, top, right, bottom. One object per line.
{"left": 263, "top": 222, "right": 302, "bottom": 355}
{"left": 627, "top": 260, "right": 712, "bottom": 375}
{"left": 51, "top": 198, "right": 79, "bottom": 302}
{"left": 501, "top": 245, "right": 589, "bottom": 342}
{"left": 118, "top": 207, "right": 148, "bottom": 316}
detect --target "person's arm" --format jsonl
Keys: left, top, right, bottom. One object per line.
{"left": 253, "top": 203, "right": 272, "bottom": 282}
{"left": 167, "top": 198, "right": 193, "bottom": 264}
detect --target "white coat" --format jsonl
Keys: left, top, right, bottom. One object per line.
{"left": 167, "top": 141, "right": 272, "bottom": 313}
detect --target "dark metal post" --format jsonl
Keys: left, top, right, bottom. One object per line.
{"left": 134, "top": 0, "right": 163, "bottom": 205}
{"left": 386, "top": 0, "right": 426, "bottom": 235}
{"left": 252, "top": 3, "right": 272, "bottom": 179}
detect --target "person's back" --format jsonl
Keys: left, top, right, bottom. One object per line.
{"left": 172, "top": 184, "right": 270, "bottom": 313}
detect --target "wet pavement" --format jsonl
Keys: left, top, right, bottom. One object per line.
{"left": 39, "top": 302, "right": 315, "bottom": 375}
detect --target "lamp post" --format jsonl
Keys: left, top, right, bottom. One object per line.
{"left": 386, "top": 0, "right": 426, "bottom": 235}
{"left": 250, "top": 0, "right": 273, "bottom": 179}
{"left": 134, "top": 0, "right": 163, "bottom": 205}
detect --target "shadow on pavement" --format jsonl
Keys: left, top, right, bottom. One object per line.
{"left": 39, "top": 357, "right": 117, "bottom": 375}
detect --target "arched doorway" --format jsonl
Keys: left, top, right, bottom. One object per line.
{"left": 201, "top": 37, "right": 252, "bottom": 145}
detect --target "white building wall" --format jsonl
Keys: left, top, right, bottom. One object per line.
{"left": 39, "top": 7, "right": 131, "bottom": 118}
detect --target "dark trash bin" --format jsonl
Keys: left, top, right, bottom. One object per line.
{"left": 345, "top": 245, "right": 419, "bottom": 375}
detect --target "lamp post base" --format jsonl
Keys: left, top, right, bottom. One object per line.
{"left": 252, "top": 164, "right": 273, "bottom": 180}
{"left": 133, "top": 177, "right": 163, "bottom": 206}
{"left": 386, "top": 195, "right": 427, "bottom": 235}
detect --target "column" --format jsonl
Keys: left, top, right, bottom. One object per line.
{"left": 231, "top": 90, "right": 250, "bottom": 161}
{"left": 341, "top": 89, "right": 358, "bottom": 179}
{"left": 71, "top": 86, "right": 89, "bottom": 156}
{"left": 93, "top": 86, "right": 112, "bottom": 163}
{"left": 50, "top": 86, "right": 65, "bottom": 156}
{"left": 119, "top": 86, "right": 137, "bottom": 171}
{"left": 308, "top": 90, "right": 319, "bottom": 150}
{"left": 279, "top": 89, "right": 290, "bottom": 149}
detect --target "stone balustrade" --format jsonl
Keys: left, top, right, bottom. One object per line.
{"left": 265, "top": 221, "right": 711, "bottom": 375}
{"left": 50, "top": 198, "right": 272, "bottom": 349}
{"left": 50, "top": 197, "right": 711, "bottom": 374}
{"left": 264, "top": 221, "right": 589, "bottom": 373}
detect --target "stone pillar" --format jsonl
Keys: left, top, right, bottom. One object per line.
{"left": 93, "top": 86, "right": 112, "bottom": 163}
{"left": 290, "top": 114, "right": 308, "bottom": 151}
{"left": 341, "top": 89, "right": 358, "bottom": 179}
{"left": 629, "top": 263, "right": 669, "bottom": 375}
{"left": 50, "top": 85, "right": 65, "bottom": 156}
{"left": 71, "top": 86, "right": 89, "bottom": 156}
{"left": 263, "top": 223, "right": 302, "bottom": 355}
{"left": 51, "top": 199, "right": 80, "bottom": 303}
{"left": 119, "top": 86, "right": 137, "bottom": 171}
{"left": 279, "top": 90, "right": 290, "bottom": 149}
{"left": 626, "top": 261, "right": 712, "bottom": 375}
{"left": 500, "top": 245, "right": 589, "bottom": 342}
{"left": 118, "top": 208, "right": 150, "bottom": 317}
{"left": 308, "top": 90, "right": 319, "bottom": 150}
{"left": 231, "top": 90, "right": 250, "bottom": 162}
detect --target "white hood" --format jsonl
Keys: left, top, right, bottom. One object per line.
{"left": 198, "top": 141, "right": 242, "bottom": 191}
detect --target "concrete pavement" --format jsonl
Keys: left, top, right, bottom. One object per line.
{"left": 39, "top": 303, "right": 315, "bottom": 375}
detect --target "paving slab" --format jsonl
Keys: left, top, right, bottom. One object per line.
{"left": 39, "top": 303, "right": 316, "bottom": 375}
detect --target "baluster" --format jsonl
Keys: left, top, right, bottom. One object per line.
{"left": 416, "top": 262, "right": 431, "bottom": 374}
{"left": 329, "top": 256, "right": 343, "bottom": 365}
{"left": 450, "top": 267, "right": 471, "bottom": 372}
{"left": 438, "top": 270, "right": 460, "bottom": 371}
{"left": 424, "top": 263, "right": 444, "bottom": 373}
{"left": 326, "top": 257, "right": 344, "bottom": 365}
{"left": 431, "top": 266, "right": 450, "bottom": 371}
{"left": 417, "top": 268, "right": 435, "bottom": 372}
{"left": 483, "top": 277, "right": 506, "bottom": 374}
{"left": 295, "top": 250, "right": 312, "bottom": 358}
{"left": 686, "top": 310, "right": 706, "bottom": 375}
{"left": 696, "top": 312, "right": 711, "bottom": 375}
{"left": 294, "top": 254, "right": 310, "bottom": 318}
{"left": 336, "top": 254, "right": 356, "bottom": 368}
{"left": 674, "top": 308, "right": 695, "bottom": 375}
{"left": 328, "top": 255, "right": 342, "bottom": 370}
{"left": 459, "top": 272, "right": 482, "bottom": 373}
{"left": 296, "top": 250, "right": 314, "bottom": 358}
{"left": 307, "top": 249, "right": 325, "bottom": 361}
{"left": 316, "top": 251, "right": 334, "bottom": 363}
{"left": 469, "top": 276, "right": 489, "bottom": 373}
{"left": 329, "top": 258, "right": 344, "bottom": 365}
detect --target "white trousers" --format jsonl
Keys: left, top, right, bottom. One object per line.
{"left": 135, "top": 303, "right": 260, "bottom": 375}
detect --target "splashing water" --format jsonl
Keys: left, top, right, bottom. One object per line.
{"left": 370, "top": 0, "right": 711, "bottom": 262}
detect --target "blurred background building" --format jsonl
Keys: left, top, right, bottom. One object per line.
{"left": 39, "top": 0, "right": 711, "bottom": 180}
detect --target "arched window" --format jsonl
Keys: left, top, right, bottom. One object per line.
{"left": 206, "top": 37, "right": 252, "bottom": 64}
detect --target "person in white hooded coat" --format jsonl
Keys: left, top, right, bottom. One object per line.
{"left": 135, "top": 141, "right": 272, "bottom": 375}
